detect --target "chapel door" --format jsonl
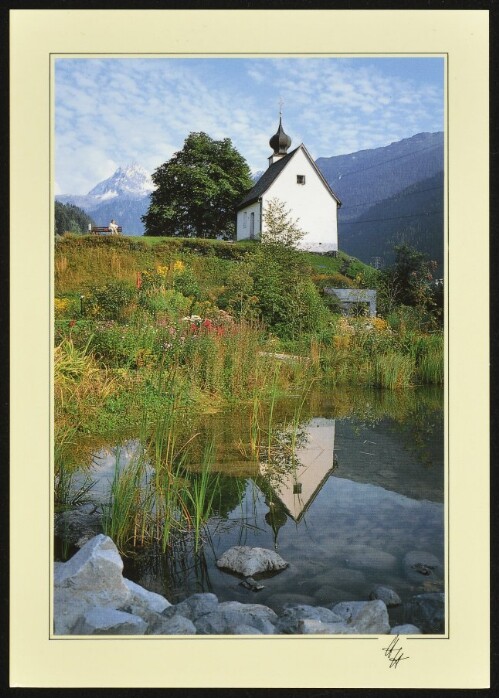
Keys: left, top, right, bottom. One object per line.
{"left": 250, "top": 212, "right": 255, "bottom": 239}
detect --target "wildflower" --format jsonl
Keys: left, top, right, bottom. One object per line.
{"left": 69, "top": 320, "right": 76, "bottom": 328}
{"left": 173, "top": 260, "right": 185, "bottom": 272}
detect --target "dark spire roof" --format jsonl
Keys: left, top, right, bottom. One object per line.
{"left": 269, "top": 116, "right": 292, "bottom": 154}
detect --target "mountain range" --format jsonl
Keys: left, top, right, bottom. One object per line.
{"left": 315, "top": 131, "right": 444, "bottom": 274}
{"left": 56, "top": 164, "right": 154, "bottom": 235}
{"left": 56, "top": 132, "right": 444, "bottom": 272}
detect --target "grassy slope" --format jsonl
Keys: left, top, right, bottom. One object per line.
{"left": 55, "top": 234, "right": 376, "bottom": 296}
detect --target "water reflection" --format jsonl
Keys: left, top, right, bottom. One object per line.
{"left": 57, "top": 386, "right": 444, "bottom": 614}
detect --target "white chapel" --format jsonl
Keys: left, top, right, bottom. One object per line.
{"left": 236, "top": 117, "right": 341, "bottom": 253}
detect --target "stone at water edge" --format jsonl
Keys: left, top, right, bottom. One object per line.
{"left": 276, "top": 603, "right": 344, "bottom": 634}
{"left": 54, "top": 534, "right": 128, "bottom": 595}
{"left": 368, "top": 585, "right": 402, "bottom": 607}
{"left": 73, "top": 607, "right": 147, "bottom": 635}
{"left": 330, "top": 600, "right": 391, "bottom": 634}
{"left": 163, "top": 593, "right": 219, "bottom": 622}
{"left": 123, "top": 578, "right": 171, "bottom": 614}
{"left": 297, "top": 618, "right": 355, "bottom": 635}
{"left": 391, "top": 624, "right": 421, "bottom": 635}
{"left": 216, "top": 546, "right": 288, "bottom": 577}
{"left": 402, "top": 593, "right": 445, "bottom": 634}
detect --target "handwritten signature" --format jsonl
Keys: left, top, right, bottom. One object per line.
{"left": 382, "top": 635, "right": 410, "bottom": 668}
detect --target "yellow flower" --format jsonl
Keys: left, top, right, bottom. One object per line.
{"left": 156, "top": 265, "right": 168, "bottom": 277}
{"left": 172, "top": 260, "right": 185, "bottom": 272}
{"left": 54, "top": 297, "right": 70, "bottom": 316}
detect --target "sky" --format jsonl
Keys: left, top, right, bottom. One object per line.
{"left": 55, "top": 57, "right": 444, "bottom": 195}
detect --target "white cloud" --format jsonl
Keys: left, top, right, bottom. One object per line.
{"left": 55, "top": 57, "right": 443, "bottom": 193}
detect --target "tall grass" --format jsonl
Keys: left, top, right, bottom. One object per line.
{"left": 183, "top": 441, "right": 220, "bottom": 552}
{"left": 414, "top": 334, "right": 444, "bottom": 385}
{"left": 371, "top": 352, "right": 415, "bottom": 389}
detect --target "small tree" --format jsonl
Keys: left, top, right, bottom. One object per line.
{"left": 261, "top": 198, "right": 307, "bottom": 248}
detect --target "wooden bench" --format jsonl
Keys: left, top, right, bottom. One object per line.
{"left": 90, "top": 226, "right": 123, "bottom": 235}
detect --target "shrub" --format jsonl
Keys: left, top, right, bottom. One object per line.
{"left": 84, "top": 281, "right": 136, "bottom": 321}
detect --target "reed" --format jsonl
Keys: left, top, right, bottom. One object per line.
{"left": 183, "top": 441, "right": 220, "bottom": 552}
{"left": 101, "top": 445, "right": 150, "bottom": 549}
{"left": 371, "top": 351, "right": 415, "bottom": 389}
{"left": 415, "top": 334, "right": 444, "bottom": 385}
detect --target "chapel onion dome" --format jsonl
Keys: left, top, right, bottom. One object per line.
{"left": 269, "top": 117, "right": 292, "bottom": 155}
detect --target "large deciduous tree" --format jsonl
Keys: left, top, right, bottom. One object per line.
{"left": 143, "top": 132, "right": 253, "bottom": 239}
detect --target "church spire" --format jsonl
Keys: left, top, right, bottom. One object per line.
{"left": 269, "top": 116, "right": 292, "bottom": 156}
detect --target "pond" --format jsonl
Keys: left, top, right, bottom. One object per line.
{"left": 55, "top": 385, "right": 444, "bottom": 628}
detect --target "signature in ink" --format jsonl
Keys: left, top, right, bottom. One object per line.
{"left": 382, "top": 635, "right": 410, "bottom": 668}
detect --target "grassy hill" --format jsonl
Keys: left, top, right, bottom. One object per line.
{"left": 54, "top": 234, "right": 375, "bottom": 296}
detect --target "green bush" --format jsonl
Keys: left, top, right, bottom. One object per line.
{"left": 84, "top": 280, "right": 136, "bottom": 321}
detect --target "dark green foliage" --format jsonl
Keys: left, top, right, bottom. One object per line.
{"left": 143, "top": 132, "right": 254, "bottom": 239}
{"left": 378, "top": 244, "right": 442, "bottom": 328}
{"left": 55, "top": 201, "right": 95, "bottom": 236}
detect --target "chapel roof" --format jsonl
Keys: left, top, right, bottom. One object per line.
{"left": 237, "top": 144, "right": 342, "bottom": 210}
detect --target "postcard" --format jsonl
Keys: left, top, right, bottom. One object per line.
{"left": 10, "top": 8, "right": 489, "bottom": 689}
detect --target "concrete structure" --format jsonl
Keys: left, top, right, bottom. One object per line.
{"left": 324, "top": 288, "right": 377, "bottom": 317}
{"left": 236, "top": 117, "right": 341, "bottom": 253}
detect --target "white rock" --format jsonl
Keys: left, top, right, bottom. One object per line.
{"left": 73, "top": 607, "right": 147, "bottom": 635}
{"left": 216, "top": 546, "right": 288, "bottom": 577}
{"left": 297, "top": 618, "right": 356, "bottom": 634}
{"left": 331, "top": 600, "right": 390, "bottom": 634}
{"left": 391, "top": 624, "right": 421, "bottom": 635}
{"left": 123, "top": 578, "right": 171, "bottom": 614}
{"left": 54, "top": 534, "right": 128, "bottom": 595}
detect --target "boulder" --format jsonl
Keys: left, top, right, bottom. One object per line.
{"left": 276, "top": 604, "right": 344, "bottom": 634}
{"left": 54, "top": 534, "right": 128, "bottom": 596}
{"left": 73, "top": 607, "right": 147, "bottom": 635}
{"left": 194, "top": 609, "right": 247, "bottom": 635}
{"left": 218, "top": 601, "right": 277, "bottom": 633}
{"left": 164, "top": 593, "right": 219, "bottom": 622}
{"left": 123, "top": 578, "right": 171, "bottom": 614}
{"left": 231, "top": 624, "right": 263, "bottom": 635}
{"left": 216, "top": 546, "right": 288, "bottom": 577}
{"left": 403, "top": 593, "right": 445, "bottom": 633}
{"left": 297, "top": 618, "right": 355, "bottom": 635}
{"left": 54, "top": 536, "right": 132, "bottom": 633}
{"left": 391, "top": 624, "right": 421, "bottom": 635}
{"left": 147, "top": 613, "right": 197, "bottom": 635}
{"left": 369, "top": 585, "right": 402, "bottom": 607}
{"left": 330, "top": 600, "right": 390, "bottom": 634}
{"left": 194, "top": 603, "right": 277, "bottom": 635}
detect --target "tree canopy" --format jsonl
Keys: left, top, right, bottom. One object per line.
{"left": 55, "top": 201, "right": 95, "bottom": 236}
{"left": 143, "top": 132, "right": 253, "bottom": 239}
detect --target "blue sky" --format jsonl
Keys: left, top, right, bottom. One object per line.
{"left": 55, "top": 56, "right": 444, "bottom": 194}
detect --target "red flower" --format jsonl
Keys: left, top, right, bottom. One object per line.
{"left": 69, "top": 320, "right": 76, "bottom": 328}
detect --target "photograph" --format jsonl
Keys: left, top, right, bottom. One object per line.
{"left": 53, "top": 55, "right": 446, "bottom": 639}
{"left": 9, "top": 7, "right": 489, "bottom": 689}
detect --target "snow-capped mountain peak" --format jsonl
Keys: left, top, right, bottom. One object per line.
{"left": 87, "top": 163, "right": 154, "bottom": 199}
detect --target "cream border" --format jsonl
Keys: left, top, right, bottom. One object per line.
{"left": 10, "top": 9, "right": 489, "bottom": 688}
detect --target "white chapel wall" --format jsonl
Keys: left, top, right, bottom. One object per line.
{"left": 263, "top": 148, "right": 338, "bottom": 252}
{"left": 236, "top": 201, "right": 261, "bottom": 241}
